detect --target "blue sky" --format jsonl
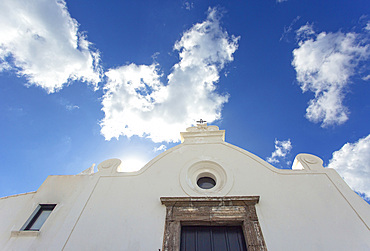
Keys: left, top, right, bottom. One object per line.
{"left": 0, "top": 0, "right": 369, "bottom": 203}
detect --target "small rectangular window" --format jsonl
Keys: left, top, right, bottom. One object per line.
{"left": 22, "top": 204, "right": 56, "bottom": 231}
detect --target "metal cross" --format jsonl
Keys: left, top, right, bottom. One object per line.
{"left": 196, "top": 119, "right": 207, "bottom": 124}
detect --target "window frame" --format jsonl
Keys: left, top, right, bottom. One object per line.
{"left": 160, "top": 196, "right": 267, "bottom": 251}
{"left": 21, "top": 204, "right": 56, "bottom": 231}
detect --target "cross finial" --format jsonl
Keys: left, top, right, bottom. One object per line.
{"left": 196, "top": 119, "right": 207, "bottom": 124}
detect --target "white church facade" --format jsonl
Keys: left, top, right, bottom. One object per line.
{"left": 0, "top": 124, "right": 369, "bottom": 250}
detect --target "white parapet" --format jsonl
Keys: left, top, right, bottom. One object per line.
{"left": 180, "top": 123, "right": 225, "bottom": 144}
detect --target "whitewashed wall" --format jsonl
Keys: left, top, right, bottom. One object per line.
{"left": 0, "top": 125, "right": 369, "bottom": 250}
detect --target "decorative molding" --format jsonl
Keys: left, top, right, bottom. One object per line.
{"left": 292, "top": 154, "right": 324, "bottom": 171}
{"left": 160, "top": 196, "right": 267, "bottom": 251}
{"left": 180, "top": 124, "right": 225, "bottom": 143}
{"left": 78, "top": 164, "right": 95, "bottom": 175}
{"left": 97, "top": 158, "right": 121, "bottom": 173}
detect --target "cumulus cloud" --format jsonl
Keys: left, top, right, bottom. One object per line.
{"left": 0, "top": 0, "right": 102, "bottom": 93}
{"left": 267, "top": 139, "right": 292, "bottom": 164}
{"left": 327, "top": 134, "right": 370, "bottom": 200}
{"left": 292, "top": 24, "right": 369, "bottom": 127}
{"left": 100, "top": 8, "right": 239, "bottom": 142}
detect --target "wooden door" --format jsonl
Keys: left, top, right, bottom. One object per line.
{"left": 180, "top": 226, "right": 247, "bottom": 251}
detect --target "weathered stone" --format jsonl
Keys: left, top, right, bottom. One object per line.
{"left": 161, "top": 196, "right": 267, "bottom": 250}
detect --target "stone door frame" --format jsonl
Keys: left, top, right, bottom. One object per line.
{"left": 160, "top": 196, "right": 267, "bottom": 251}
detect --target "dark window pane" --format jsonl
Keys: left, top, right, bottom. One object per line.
{"left": 27, "top": 209, "right": 53, "bottom": 230}
{"left": 24, "top": 204, "right": 56, "bottom": 231}
{"left": 197, "top": 177, "right": 216, "bottom": 189}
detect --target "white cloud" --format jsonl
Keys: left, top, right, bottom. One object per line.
{"left": 153, "top": 144, "right": 167, "bottom": 152}
{"left": 100, "top": 8, "right": 239, "bottom": 142}
{"left": 276, "top": 0, "right": 288, "bottom": 3}
{"left": 327, "top": 134, "right": 370, "bottom": 200}
{"left": 362, "top": 75, "right": 370, "bottom": 81}
{"left": 267, "top": 139, "right": 292, "bottom": 164}
{"left": 280, "top": 16, "right": 301, "bottom": 42}
{"left": 184, "top": 1, "right": 194, "bottom": 10}
{"left": 292, "top": 24, "right": 369, "bottom": 127}
{"left": 365, "top": 21, "right": 370, "bottom": 31}
{"left": 0, "top": 0, "right": 102, "bottom": 93}
{"left": 58, "top": 98, "right": 80, "bottom": 111}
{"left": 296, "top": 23, "right": 315, "bottom": 39}
{"left": 66, "top": 105, "right": 80, "bottom": 111}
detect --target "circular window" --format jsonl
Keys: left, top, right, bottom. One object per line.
{"left": 197, "top": 177, "right": 216, "bottom": 189}
{"left": 180, "top": 160, "right": 234, "bottom": 196}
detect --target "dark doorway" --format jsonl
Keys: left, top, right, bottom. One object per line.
{"left": 180, "top": 226, "right": 247, "bottom": 251}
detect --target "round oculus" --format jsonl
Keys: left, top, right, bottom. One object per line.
{"left": 197, "top": 177, "right": 216, "bottom": 189}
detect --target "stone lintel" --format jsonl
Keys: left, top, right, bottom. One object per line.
{"left": 161, "top": 196, "right": 260, "bottom": 207}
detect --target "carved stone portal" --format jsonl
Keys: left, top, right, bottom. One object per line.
{"left": 160, "top": 196, "right": 267, "bottom": 251}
